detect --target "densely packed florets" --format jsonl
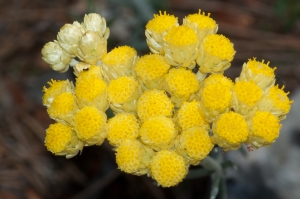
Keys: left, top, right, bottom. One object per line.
{"left": 41, "top": 10, "right": 293, "bottom": 187}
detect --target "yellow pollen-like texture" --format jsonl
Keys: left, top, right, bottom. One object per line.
{"left": 107, "top": 113, "right": 139, "bottom": 147}
{"left": 212, "top": 111, "right": 248, "bottom": 150}
{"left": 203, "top": 34, "right": 235, "bottom": 61}
{"left": 233, "top": 81, "right": 262, "bottom": 106}
{"left": 268, "top": 85, "right": 292, "bottom": 113}
{"left": 137, "top": 89, "right": 174, "bottom": 121}
{"left": 102, "top": 46, "right": 136, "bottom": 67}
{"left": 165, "top": 68, "right": 199, "bottom": 97}
{"left": 140, "top": 116, "right": 177, "bottom": 150}
{"left": 177, "top": 101, "right": 208, "bottom": 130}
{"left": 74, "top": 106, "right": 106, "bottom": 141}
{"left": 246, "top": 58, "right": 275, "bottom": 77}
{"left": 47, "top": 92, "right": 77, "bottom": 118}
{"left": 42, "top": 79, "right": 70, "bottom": 105}
{"left": 134, "top": 54, "right": 170, "bottom": 82}
{"left": 186, "top": 12, "right": 216, "bottom": 29}
{"left": 77, "top": 65, "right": 103, "bottom": 79}
{"left": 45, "top": 123, "right": 73, "bottom": 153}
{"left": 116, "top": 139, "right": 143, "bottom": 173}
{"left": 250, "top": 111, "right": 281, "bottom": 144}
{"left": 202, "top": 83, "right": 232, "bottom": 111}
{"left": 150, "top": 150, "right": 187, "bottom": 187}
{"left": 75, "top": 76, "right": 107, "bottom": 103}
{"left": 203, "top": 74, "right": 233, "bottom": 87}
{"left": 180, "top": 127, "right": 214, "bottom": 160}
{"left": 146, "top": 11, "right": 178, "bottom": 34}
{"left": 164, "top": 25, "right": 198, "bottom": 46}
{"left": 108, "top": 76, "right": 138, "bottom": 104}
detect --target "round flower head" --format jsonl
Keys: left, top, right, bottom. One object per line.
{"left": 140, "top": 116, "right": 177, "bottom": 151}
{"left": 47, "top": 92, "right": 79, "bottom": 124}
{"left": 212, "top": 111, "right": 249, "bottom": 151}
{"left": 164, "top": 68, "right": 200, "bottom": 107}
{"left": 237, "top": 58, "right": 276, "bottom": 91}
{"left": 257, "top": 85, "right": 293, "bottom": 120}
{"left": 175, "top": 100, "right": 209, "bottom": 131}
{"left": 107, "top": 113, "right": 140, "bottom": 147}
{"left": 42, "top": 79, "right": 74, "bottom": 107}
{"left": 134, "top": 54, "right": 170, "bottom": 90}
{"left": 199, "top": 74, "right": 233, "bottom": 123}
{"left": 77, "top": 30, "right": 107, "bottom": 64}
{"left": 175, "top": 126, "right": 214, "bottom": 165}
{"left": 82, "top": 13, "right": 110, "bottom": 39}
{"left": 145, "top": 11, "right": 178, "bottom": 54}
{"left": 116, "top": 139, "right": 154, "bottom": 175}
{"left": 150, "top": 150, "right": 188, "bottom": 187}
{"left": 108, "top": 76, "right": 141, "bottom": 113}
{"left": 246, "top": 111, "right": 281, "bottom": 149}
{"left": 73, "top": 106, "right": 107, "bottom": 146}
{"left": 41, "top": 41, "right": 72, "bottom": 73}
{"left": 137, "top": 89, "right": 174, "bottom": 121}
{"left": 75, "top": 75, "right": 108, "bottom": 111}
{"left": 101, "top": 46, "right": 137, "bottom": 82}
{"left": 163, "top": 25, "right": 199, "bottom": 69}
{"left": 196, "top": 34, "right": 235, "bottom": 76}
{"left": 231, "top": 80, "right": 263, "bottom": 117}
{"left": 45, "top": 123, "right": 83, "bottom": 159}
{"left": 183, "top": 10, "right": 218, "bottom": 42}
{"left": 75, "top": 64, "right": 103, "bottom": 79}
{"left": 57, "top": 21, "right": 85, "bottom": 56}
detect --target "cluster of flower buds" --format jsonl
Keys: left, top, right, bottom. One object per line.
{"left": 42, "top": 11, "right": 293, "bottom": 187}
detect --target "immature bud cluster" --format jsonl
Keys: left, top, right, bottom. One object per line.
{"left": 41, "top": 11, "right": 293, "bottom": 187}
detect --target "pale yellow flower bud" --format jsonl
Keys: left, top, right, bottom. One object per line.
{"left": 163, "top": 25, "right": 199, "bottom": 69}
{"left": 73, "top": 62, "right": 91, "bottom": 77}
{"left": 57, "top": 21, "right": 86, "bottom": 56}
{"left": 82, "top": 13, "right": 110, "bottom": 39}
{"left": 77, "top": 30, "right": 107, "bottom": 64}
{"left": 41, "top": 41, "right": 72, "bottom": 73}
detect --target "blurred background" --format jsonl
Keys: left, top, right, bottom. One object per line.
{"left": 0, "top": 0, "right": 300, "bottom": 198}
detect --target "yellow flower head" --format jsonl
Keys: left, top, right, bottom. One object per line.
{"left": 108, "top": 76, "right": 139, "bottom": 104}
{"left": 134, "top": 54, "right": 170, "bottom": 90}
{"left": 101, "top": 45, "right": 137, "bottom": 82}
{"left": 175, "top": 100, "right": 209, "bottom": 131}
{"left": 76, "top": 65, "right": 103, "bottom": 80}
{"left": 140, "top": 116, "right": 177, "bottom": 151}
{"left": 45, "top": 123, "right": 83, "bottom": 158}
{"left": 107, "top": 113, "right": 139, "bottom": 147}
{"left": 199, "top": 74, "right": 233, "bottom": 122}
{"left": 150, "top": 150, "right": 187, "bottom": 187}
{"left": 116, "top": 139, "right": 154, "bottom": 175}
{"left": 74, "top": 106, "right": 107, "bottom": 146}
{"left": 47, "top": 92, "right": 78, "bottom": 123}
{"left": 75, "top": 75, "right": 108, "bottom": 110}
{"left": 42, "top": 79, "right": 73, "bottom": 107}
{"left": 238, "top": 58, "right": 276, "bottom": 91}
{"left": 257, "top": 85, "right": 293, "bottom": 120}
{"left": 176, "top": 126, "right": 214, "bottom": 165}
{"left": 164, "top": 68, "right": 199, "bottom": 107}
{"left": 212, "top": 111, "right": 249, "bottom": 151}
{"left": 137, "top": 89, "right": 174, "bottom": 121}
{"left": 146, "top": 11, "right": 178, "bottom": 34}
{"left": 183, "top": 10, "right": 218, "bottom": 42}
{"left": 232, "top": 80, "right": 263, "bottom": 116}
{"left": 247, "top": 111, "right": 281, "bottom": 148}
{"left": 163, "top": 25, "right": 199, "bottom": 68}
{"left": 45, "top": 123, "right": 73, "bottom": 154}
{"left": 145, "top": 11, "right": 178, "bottom": 54}
{"left": 197, "top": 34, "right": 235, "bottom": 74}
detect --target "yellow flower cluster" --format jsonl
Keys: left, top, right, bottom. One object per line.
{"left": 41, "top": 11, "right": 293, "bottom": 187}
